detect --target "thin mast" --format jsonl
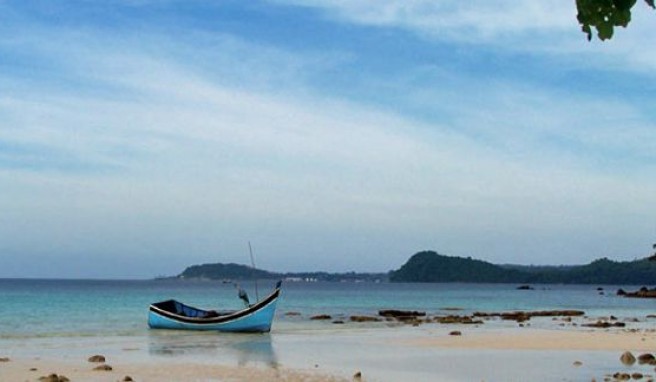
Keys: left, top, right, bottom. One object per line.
{"left": 248, "top": 241, "right": 259, "bottom": 302}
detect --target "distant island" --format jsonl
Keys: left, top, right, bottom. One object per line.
{"left": 390, "top": 251, "right": 656, "bottom": 284}
{"left": 174, "top": 250, "right": 656, "bottom": 285}
{"left": 178, "top": 262, "right": 388, "bottom": 283}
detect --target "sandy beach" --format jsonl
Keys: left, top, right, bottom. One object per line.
{"left": 3, "top": 322, "right": 656, "bottom": 382}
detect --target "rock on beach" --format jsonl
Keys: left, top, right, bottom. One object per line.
{"left": 620, "top": 351, "right": 636, "bottom": 366}
{"left": 88, "top": 354, "right": 106, "bottom": 363}
{"left": 350, "top": 315, "right": 381, "bottom": 322}
{"left": 310, "top": 314, "right": 332, "bottom": 320}
{"left": 38, "top": 374, "right": 70, "bottom": 382}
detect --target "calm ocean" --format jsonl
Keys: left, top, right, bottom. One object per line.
{"left": 1, "top": 278, "right": 655, "bottom": 339}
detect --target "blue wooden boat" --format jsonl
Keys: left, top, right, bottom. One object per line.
{"left": 148, "top": 281, "right": 282, "bottom": 332}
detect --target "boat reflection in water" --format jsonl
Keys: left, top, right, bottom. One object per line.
{"left": 148, "top": 331, "right": 278, "bottom": 368}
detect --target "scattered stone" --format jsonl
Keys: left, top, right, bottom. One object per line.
{"left": 30, "top": 368, "right": 38, "bottom": 371}
{"left": 516, "top": 285, "right": 534, "bottom": 290}
{"left": 613, "top": 372, "right": 631, "bottom": 380}
{"left": 638, "top": 353, "right": 656, "bottom": 365}
{"left": 583, "top": 321, "right": 626, "bottom": 328}
{"left": 633, "top": 373, "right": 644, "bottom": 380}
{"left": 378, "top": 309, "right": 426, "bottom": 318}
{"left": 284, "top": 311, "right": 301, "bottom": 316}
{"left": 0, "top": 357, "right": 9, "bottom": 362}
{"left": 449, "top": 331, "right": 462, "bottom": 336}
{"left": 620, "top": 287, "right": 656, "bottom": 299}
{"left": 310, "top": 314, "right": 332, "bottom": 320}
{"left": 88, "top": 354, "right": 106, "bottom": 363}
{"left": 93, "top": 364, "right": 113, "bottom": 371}
{"left": 353, "top": 370, "right": 362, "bottom": 380}
{"left": 473, "top": 310, "right": 584, "bottom": 323}
{"left": 350, "top": 315, "right": 381, "bottom": 323}
{"left": 332, "top": 320, "right": 344, "bottom": 324}
{"left": 38, "top": 374, "right": 70, "bottom": 382}
{"left": 620, "top": 351, "right": 636, "bottom": 366}
{"left": 573, "top": 361, "right": 582, "bottom": 366}
{"left": 122, "top": 376, "right": 134, "bottom": 381}
{"left": 434, "top": 315, "right": 483, "bottom": 325}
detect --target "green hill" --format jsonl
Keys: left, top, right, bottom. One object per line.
{"left": 177, "top": 263, "right": 387, "bottom": 282}
{"left": 390, "top": 251, "right": 656, "bottom": 285}
{"left": 179, "top": 263, "right": 278, "bottom": 280}
{"left": 390, "top": 251, "right": 528, "bottom": 283}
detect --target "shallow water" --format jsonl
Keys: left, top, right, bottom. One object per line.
{"left": 1, "top": 279, "right": 655, "bottom": 338}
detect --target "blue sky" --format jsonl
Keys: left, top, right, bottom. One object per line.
{"left": 1, "top": 1, "right": 655, "bottom": 278}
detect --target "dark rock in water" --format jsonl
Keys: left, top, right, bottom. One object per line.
{"left": 122, "top": 376, "right": 134, "bottom": 382}
{"left": 93, "top": 364, "right": 113, "bottom": 371}
{"left": 88, "top": 354, "right": 106, "bottom": 363}
{"left": 613, "top": 372, "right": 631, "bottom": 380}
{"left": 638, "top": 353, "right": 655, "bottom": 364}
{"left": 516, "top": 285, "right": 534, "bottom": 290}
{"left": 310, "top": 314, "right": 332, "bottom": 320}
{"left": 38, "top": 374, "right": 69, "bottom": 382}
{"left": 473, "top": 310, "right": 584, "bottom": 322}
{"left": 350, "top": 315, "right": 381, "bottom": 322}
{"left": 332, "top": 320, "right": 344, "bottom": 324}
{"left": 582, "top": 320, "right": 626, "bottom": 328}
{"left": 378, "top": 309, "right": 426, "bottom": 318}
{"left": 396, "top": 316, "right": 424, "bottom": 325}
{"left": 353, "top": 370, "right": 362, "bottom": 380}
{"left": 597, "top": 287, "right": 604, "bottom": 291}
{"left": 30, "top": 368, "right": 38, "bottom": 371}
{"left": 285, "top": 311, "right": 301, "bottom": 316}
{"left": 573, "top": 361, "right": 582, "bottom": 366}
{"left": 434, "top": 315, "right": 483, "bottom": 325}
{"left": 632, "top": 372, "right": 644, "bottom": 380}
{"left": 620, "top": 351, "right": 636, "bottom": 366}
{"left": 0, "top": 357, "right": 9, "bottom": 362}
{"left": 449, "top": 330, "right": 462, "bottom": 336}
{"left": 619, "top": 287, "right": 656, "bottom": 298}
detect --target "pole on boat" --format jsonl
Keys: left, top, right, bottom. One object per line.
{"left": 248, "top": 241, "right": 259, "bottom": 302}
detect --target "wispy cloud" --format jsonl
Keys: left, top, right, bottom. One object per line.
{"left": 0, "top": 1, "right": 654, "bottom": 277}
{"left": 271, "top": 0, "right": 574, "bottom": 41}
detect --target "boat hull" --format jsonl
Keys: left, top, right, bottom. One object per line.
{"left": 148, "top": 282, "right": 281, "bottom": 332}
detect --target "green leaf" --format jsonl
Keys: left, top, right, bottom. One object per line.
{"left": 597, "top": 22, "right": 614, "bottom": 40}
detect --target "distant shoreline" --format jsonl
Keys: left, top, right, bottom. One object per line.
{"left": 173, "top": 250, "right": 656, "bottom": 285}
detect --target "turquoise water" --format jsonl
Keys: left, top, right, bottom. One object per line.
{"left": 1, "top": 279, "right": 655, "bottom": 339}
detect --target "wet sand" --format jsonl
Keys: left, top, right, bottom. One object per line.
{"left": 409, "top": 327, "right": 656, "bottom": 351}
{"left": 2, "top": 323, "right": 656, "bottom": 381}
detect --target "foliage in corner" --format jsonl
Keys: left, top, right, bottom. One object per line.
{"left": 577, "top": 0, "right": 654, "bottom": 41}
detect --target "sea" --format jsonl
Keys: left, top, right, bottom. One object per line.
{"left": 1, "top": 278, "right": 654, "bottom": 339}
{"left": 3, "top": 279, "right": 656, "bottom": 381}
